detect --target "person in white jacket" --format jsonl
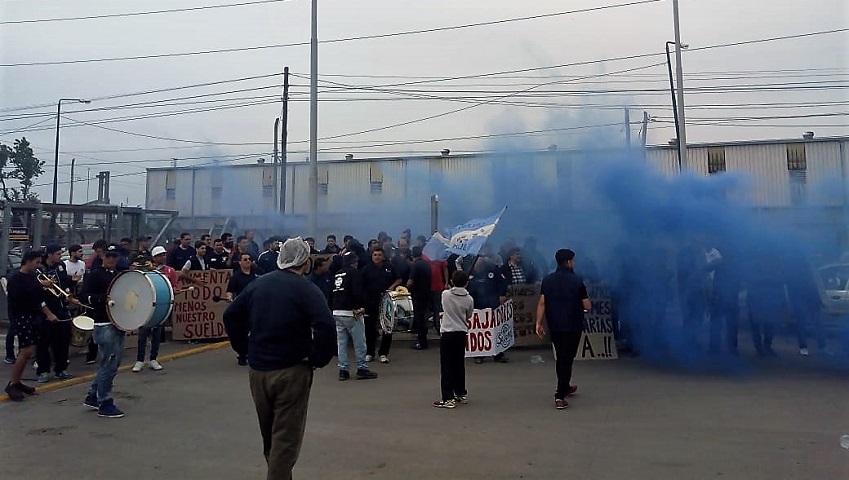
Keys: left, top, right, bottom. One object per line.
{"left": 434, "top": 270, "right": 475, "bottom": 409}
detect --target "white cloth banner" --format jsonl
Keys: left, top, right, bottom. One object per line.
{"left": 464, "top": 299, "right": 515, "bottom": 358}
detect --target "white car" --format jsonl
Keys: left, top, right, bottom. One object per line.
{"left": 817, "top": 264, "right": 849, "bottom": 316}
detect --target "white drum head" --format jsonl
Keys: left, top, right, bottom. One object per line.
{"left": 108, "top": 270, "right": 155, "bottom": 331}
{"left": 72, "top": 316, "right": 94, "bottom": 331}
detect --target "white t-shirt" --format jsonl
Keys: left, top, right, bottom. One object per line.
{"left": 65, "top": 259, "right": 86, "bottom": 281}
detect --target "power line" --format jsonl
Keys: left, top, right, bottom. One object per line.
{"left": 0, "top": 0, "right": 289, "bottom": 25}
{"left": 0, "top": 0, "right": 663, "bottom": 67}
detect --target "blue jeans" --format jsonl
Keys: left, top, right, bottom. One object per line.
{"left": 335, "top": 315, "right": 367, "bottom": 371}
{"left": 88, "top": 325, "right": 125, "bottom": 404}
{"left": 136, "top": 326, "right": 162, "bottom": 361}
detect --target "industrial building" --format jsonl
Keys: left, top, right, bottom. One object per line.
{"left": 145, "top": 136, "right": 849, "bottom": 248}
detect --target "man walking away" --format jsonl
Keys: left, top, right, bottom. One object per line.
{"left": 331, "top": 252, "right": 378, "bottom": 381}
{"left": 223, "top": 237, "right": 336, "bottom": 480}
{"left": 536, "top": 249, "right": 591, "bottom": 410}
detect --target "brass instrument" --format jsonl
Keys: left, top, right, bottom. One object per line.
{"left": 37, "top": 270, "right": 94, "bottom": 310}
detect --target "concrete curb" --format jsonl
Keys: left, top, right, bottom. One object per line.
{"left": 1, "top": 340, "right": 231, "bottom": 403}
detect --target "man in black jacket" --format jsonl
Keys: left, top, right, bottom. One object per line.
{"left": 36, "top": 243, "right": 75, "bottom": 382}
{"left": 408, "top": 246, "right": 433, "bottom": 350}
{"left": 360, "top": 248, "right": 402, "bottom": 363}
{"left": 80, "top": 245, "right": 125, "bottom": 418}
{"left": 223, "top": 237, "right": 335, "bottom": 480}
{"left": 331, "top": 252, "right": 377, "bottom": 381}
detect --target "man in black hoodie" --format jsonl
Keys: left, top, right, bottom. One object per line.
{"left": 223, "top": 237, "right": 335, "bottom": 480}
{"left": 331, "top": 252, "right": 378, "bottom": 381}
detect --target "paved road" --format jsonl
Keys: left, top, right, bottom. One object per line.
{"left": 1, "top": 338, "right": 847, "bottom": 480}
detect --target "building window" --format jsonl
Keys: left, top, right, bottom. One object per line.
{"left": 707, "top": 147, "right": 726, "bottom": 174}
{"left": 786, "top": 143, "right": 807, "bottom": 171}
{"left": 318, "top": 166, "right": 329, "bottom": 196}
{"left": 369, "top": 164, "right": 383, "bottom": 194}
{"left": 262, "top": 167, "right": 274, "bottom": 197}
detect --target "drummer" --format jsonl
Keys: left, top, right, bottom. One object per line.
{"left": 360, "top": 248, "right": 402, "bottom": 364}
{"left": 133, "top": 246, "right": 176, "bottom": 373}
{"left": 81, "top": 244, "right": 125, "bottom": 418}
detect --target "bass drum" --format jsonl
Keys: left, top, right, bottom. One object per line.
{"left": 107, "top": 270, "right": 174, "bottom": 331}
{"left": 379, "top": 291, "right": 414, "bottom": 334}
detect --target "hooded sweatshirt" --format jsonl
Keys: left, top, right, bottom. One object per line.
{"left": 440, "top": 287, "right": 474, "bottom": 333}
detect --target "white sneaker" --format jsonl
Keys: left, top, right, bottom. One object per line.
{"left": 379, "top": 355, "right": 390, "bottom": 364}
{"left": 799, "top": 348, "right": 810, "bottom": 357}
{"left": 365, "top": 355, "right": 373, "bottom": 362}
{"left": 132, "top": 361, "right": 144, "bottom": 372}
{"left": 149, "top": 360, "right": 163, "bottom": 371}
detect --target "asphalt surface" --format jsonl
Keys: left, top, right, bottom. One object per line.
{"left": 1, "top": 335, "right": 848, "bottom": 480}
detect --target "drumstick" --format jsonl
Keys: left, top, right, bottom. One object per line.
{"left": 174, "top": 286, "right": 196, "bottom": 295}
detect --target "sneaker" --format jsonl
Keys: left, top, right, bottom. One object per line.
{"left": 338, "top": 369, "right": 350, "bottom": 381}
{"left": 4, "top": 382, "right": 24, "bottom": 401}
{"left": 132, "top": 361, "right": 144, "bottom": 373}
{"left": 83, "top": 394, "right": 99, "bottom": 410}
{"left": 14, "top": 382, "right": 36, "bottom": 395}
{"left": 454, "top": 395, "right": 468, "bottom": 404}
{"left": 4, "top": 357, "right": 15, "bottom": 365}
{"left": 554, "top": 398, "right": 568, "bottom": 410}
{"left": 567, "top": 385, "right": 578, "bottom": 397}
{"left": 355, "top": 368, "right": 378, "bottom": 380}
{"left": 365, "top": 355, "right": 373, "bottom": 362}
{"left": 411, "top": 343, "right": 428, "bottom": 350}
{"left": 37, "top": 373, "right": 51, "bottom": 384}
{"left": 54, "top": 371, "right": 74, "bottom": 380}
{"left": 85, "top": 359, "right": 97, "bottom": 365}
{"left": 433, "top": 399, "right": 456, "bottom": 409}
{"left": 799, "top": 348, "right": 810, "bottom": 357}
{"left": 97, "top": 400, "right": 125, "bottom": 418}
{"left": 379, "top": 355, "right": 390, "bottom": 364}
{"left": 149, "top": 360, "right": 163, "bottom": 371}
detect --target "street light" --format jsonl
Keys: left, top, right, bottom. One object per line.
{"left": 53, "top": 98, "right": 91, "bottom": 204}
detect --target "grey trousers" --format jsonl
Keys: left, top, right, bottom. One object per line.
{"left": 249, "top": 363, "right": 314, "bottom": 480}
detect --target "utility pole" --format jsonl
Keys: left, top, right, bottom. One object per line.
{"left": 86, "top": 168, "right": 91, "bottom": 203}
{"left": 624, "top": 108, "right": 631, "bottom": 147}
{"left": 308, "top": 0, "right": 319, "bottom": 237}
{"left": 672, "top": 0, "right": 687, "bottom": 169}
{"left": 69, "top": 158, "right": 75, "bottom": 204}
{"left": 280, "top": 67, "right": 289, "bottom": 214}
{"left": 641, "top": 111, "right": 649, "bottom": 149}
{"left": 273, "top": 117, "right": 279, "bottom": 212}
{"left": 665, "top": 41, "right": 682, "bottom": 171}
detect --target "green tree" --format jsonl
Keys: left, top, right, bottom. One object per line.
{"left": 0, "top": 137, "right": 44, "bottom": 202}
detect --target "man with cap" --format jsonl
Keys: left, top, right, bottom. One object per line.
{"left": 81, "top": 244, "right": 125, "bottom": 417}
{"left": 535, "top": 249, "right": 592, "bottom": 410}
{"left": 131, "top": 235, "right": 154, "bottom": 267}
{"left": 36, "top": 243, "right": 76, "bottom": 383}
{"left": 223, "top": 237, "right": 336, "bottom": 480}
{"left": 332, "top": 251, "right": 378, "bottom": 381}
{"left": 132, "top": 246, "right": 175, "bottom": 373}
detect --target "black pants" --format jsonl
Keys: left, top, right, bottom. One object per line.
{"left": 413, "top": 298, "right": 431, "bottom": 346}
{"left": 709, "top": 299, "right": 739, "bottom": 353}
{"left": 550, "top": 331, "right": 582, "bottom": 400}
{"left": 440, "top": 332, "right": 467, "bottom": 401}
{"left": 36, "top": 320, "right": 72, "bottom": 375}
{"left": 364, "top": 303, "right": 392, "bottom": 357}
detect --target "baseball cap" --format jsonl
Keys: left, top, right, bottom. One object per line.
{"left": 104, "top": 244, "right": 120, "bottom": 257}
{"left": 45, "top": 243, "right": 65, "bottom": 254}
{"left": 151, "top": 246, "right": 167, "bottom": 257}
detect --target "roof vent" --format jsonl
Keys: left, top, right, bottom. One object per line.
{"left": 802, "top": 131, "right": 814, "bottom": 140}
{"left": 344, "top": 154, "right": 354, "bottom": 160}
{"left": 548, "top": 144, "right": 558, "bottom": 151}
{"left": 441, "top": 149, "right": 450, "bottom": 157}
{"left": 257, "top": 158, "right": 266, "bottom": 164}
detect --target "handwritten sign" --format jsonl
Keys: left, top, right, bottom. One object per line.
{"left": 507, "top": 283, "right": 541, "bottom": 346}
{"left": 171, "top": 270, "right": 230, "bottom": 340}
{"left": 464, "top": 299, "right": 515, "bottom": 358}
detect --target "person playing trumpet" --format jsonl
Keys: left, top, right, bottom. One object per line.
{"left": 36, "top": 244, "right": 78, "bottom": 383}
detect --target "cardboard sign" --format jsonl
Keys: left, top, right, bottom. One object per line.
{"left": 171, "top": 270, "right": 230, "bottom": 340}
{"left": 507, "top": 283, "right": 541, "bottom": 346}
{"left": 464, "top": 299, "right": 515, "bottom": 358}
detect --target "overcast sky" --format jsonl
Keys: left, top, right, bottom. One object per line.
{"left": 0, "top": 0, "right": 846, "bottom": 207}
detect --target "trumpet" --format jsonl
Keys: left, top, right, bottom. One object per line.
{"left": 37, "top": 270, "right": 94, "bottom": 310}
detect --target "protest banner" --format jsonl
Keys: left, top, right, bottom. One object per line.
{"left": 508, "top": 282, "right": 617, "bottom": 359}
{"left": 171, "top": 270, "right": 231, "bottom": 340}
{"left": 464, "top": 299, "right": 515, "bottom": 358}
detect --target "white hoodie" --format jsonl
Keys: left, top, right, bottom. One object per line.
{"left": 440, "top": 287, "right": 474, "bottom": 333}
